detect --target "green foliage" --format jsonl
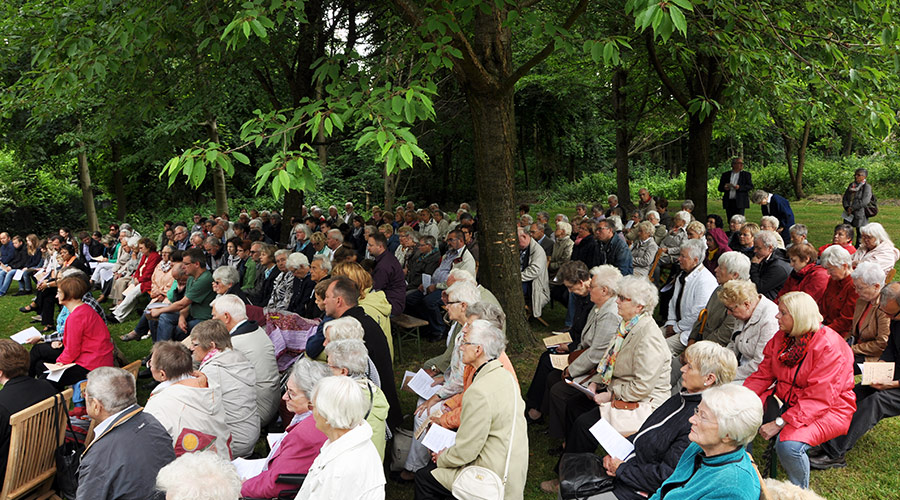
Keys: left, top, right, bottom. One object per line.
{"left": 0, "top": 150, "right": 83, "bottom": 235}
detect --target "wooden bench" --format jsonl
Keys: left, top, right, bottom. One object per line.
{"left": 1, "top": 388, "right": 73, "bottom": 500}
{"left": 391, "top": 313, "right": 427, "bottom": 361}
{"left": 647, "top": 247, "right": 666, "bottom": 283}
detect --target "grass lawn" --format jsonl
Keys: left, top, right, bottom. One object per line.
{"left": 1, "top": 200, "right": 899, "bottom": 499}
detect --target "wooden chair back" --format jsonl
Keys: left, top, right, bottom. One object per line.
{"left": 748, "top": 452, "right": 771, "bottom": 500}
{"left": 1, "top": 388, "right": 73, "bottom": 500}
{"left": 122, "top": 360, "right": 141, "bottom": 379}
{"left": 647, "top": 247, "right": 666, "bottom": 282}
{"left": 696, "top": 308, "right": 709, "bottom": 336}
{"left": 886, "top": 268, "right": 896, "bottom": 284}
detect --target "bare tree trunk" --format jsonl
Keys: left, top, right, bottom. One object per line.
{"left": 204, "top": 115, "right": 229, "bottom": 216}
{"left": 75, "top": 121, "right": 99, "bottom": 232}
{"left": 841, "top": 128, "right": 853, "bottom": 158}
{"left": 686, "top": 114, "right": 715, "bottom": 219}
{"left": 613, "top": 67, "right": 633, "bottom": 213}
{"left": 384, "top": 167, "right": 399, "bottom": 212}
{"left": 111, "top": 141, "right": 126, "bottom": 222}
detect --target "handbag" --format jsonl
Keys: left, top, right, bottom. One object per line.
{"left": 53, "top": 394, "right": 85, "bottom": 500}
{"left": 451, "top": 372, "right": 518, "bottom": 500}
{"left": 558, "top": 453, "right": 614, "bottom": 500}
{"left": 598, "top": 399, "right": 654, "bottom": 437}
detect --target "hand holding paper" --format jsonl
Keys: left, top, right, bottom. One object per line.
{"left": 543, "top": 331, "right": 573, "bottom": 348}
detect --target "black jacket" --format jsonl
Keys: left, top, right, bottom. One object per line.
{"left": 247, "top": 265, "right": 281, "bottom": 307}
{"left": 287, "top": 275, "right": 315, "bottom": 316}
{"left": 342, "top": 306, "right": 402, "bottom": 430}
{"left": 613, "top": 391, "right": 703, "bottom": 500}
{"left": 750, "top": 248, "right": 791, "bottom": 300}
{"left": 7, "top": 245, "right": 27, "bottom": 269}
{"left": 718, "top": 169, "right": 754, "bottom": 209}
{"left": 571, "top": 234, "right": 598, "bottom": 269}
{"left": 0, "top": 377, "right": 57, "bottom": 480}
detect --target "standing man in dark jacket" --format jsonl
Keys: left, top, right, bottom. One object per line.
{"left": 718, "top": 157, "right": 754, "bottom": 221}
{"left": 367, "top": 232, "right": 406, "bottom": 315}
{"left": 749, "top": 231, "right": 792, "bottom": 300}
{"left": 77, "top": 367, "right": 175, "bottom": 500}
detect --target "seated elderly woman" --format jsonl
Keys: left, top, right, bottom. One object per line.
{"left": 644, "top": 211, "right": 668, "bottom": 244}
{"left": 266, "top": 249, "right": 295, "bottom": 310}
{"left": 817, "top": 245, "right": 859, "bottom": 338}
{"left": 718, "top": 279, "right": 779, "bottom": 382}
{"left": 777, "top": 242, "right": 829, "bottom": 303}
{"left": 549, "top": 276, "right": 670, "bottom": 449}
{"left": 144, "top": 341, "right": 233, "bottom": 460}
{"left": 744, "top": 291, "right": 856, "bottom": 488}
{"left": 325, "top": 339, "right": 389, "bottom": 460}
{"left": 631, "top": 221, "right": 659, "bottom": 278}
{"left": 645, "top": 384, "right": 763, "bottom": 500}
{"left": 734, "top": 222, "right": 759, "bottom": 258}
{"left": 727, "top": 214, "right": 745, "bottom": 250}
{"left": 549, "top": 221, "right": 574, "bottom": 279}
{"left": 546, "top": 341, "right": 738, "bottom": 498}
{"left": 414, "top": 320, "right": 528, "bottom": 500}
{"left": 817, "top": 223, "right": 856, "bottom": 256}
{"left": 848, "top": 261, "right": 891, "bottom": 366}
{"left": 157, "top": 451, "right": 243, "bottom": 500}
{"left": 788, "top": 223, "right": 810, "bottom": 249}
{"left": 109, "top": 238, "right": 161, "bottom": 323}
{"left": 239, "top": 357, "right": 331, "bottom": 498}
{"left": 107, "top": 236, "right": 139, "bottom": 303}
{"left": 285, "top": 253, "right": 314, "bottom": 315}
{"left": 331, "top": 261, "right": 394, "bottom": 357}
{"left": 210, "top": 265, "right": 249, "bottom": 303}
{"left": 686, "top": 220, "right": 706, "bottom": 241}
{"left": 760, "top": 215, "right": 786, "bottom": 249}
{"left": 853, "top": 222, "right": 900, "bottom": 275}
{"left": 750, "top": 230, "right": 792, "bottom": 301}
{"left": 703, "top": 227, "right": 731, "bottom": 273}
{"left": 189, "top": 320, "right": 260, "bottom": 458}
{"left": 658, "top": 210, "right": 691, "bottom": 266}
{"left": 294, "top": 375, "right": 386, "bottom": 499}
{"left": 318, "top": 316, "right": 380, "bottom": 385}
{"left": 687, "top": 251, "right": 750, "bottom": 348}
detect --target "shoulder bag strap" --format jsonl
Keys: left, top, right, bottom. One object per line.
{"left": 502, "top": 373, "right": 517, "bottom": 485}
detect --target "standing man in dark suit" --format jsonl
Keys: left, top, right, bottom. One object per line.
{"left": 751, "top": 189, "right": 795, "bottom": 234}
{"left": 718, "top": 157, "right": 754, "bottom": 222}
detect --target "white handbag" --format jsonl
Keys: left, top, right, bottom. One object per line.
{"left": 451, "top": 374, "right": 518, "bottom": 500}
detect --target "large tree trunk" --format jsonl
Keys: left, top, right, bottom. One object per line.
{"left": 281, "top": 189, "right": 304, "bottom": 244}
{"left": 613, "top": 67, "right": 633, "bottom": 213}
{"left": 466, "top": 90, "right": 531, "bottom": 347}
{"left": 75, "top": 121, "right": 99, "bottom": 231}
{"left": 111, "top": 141, "right": 126, "bottom": 222}
{"left": 384, "top": 168, "right": 399, "bottom": 211}
{"left": 204, "top": 115, "right": 229, "bottom": 216}
{"left": 686, "top": 114, "right": 715, "bottom": 219}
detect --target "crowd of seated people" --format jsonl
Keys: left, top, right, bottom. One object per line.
{"left": 1, "top": 187, "right": 899, "bottom": 499}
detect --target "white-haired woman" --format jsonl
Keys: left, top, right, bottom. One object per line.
{"left": 818, "top": 245, "right": 859, "bottom": 338}
{"left": 718, "top": 280, "right": 779, "bottom": 382}
{"left": 744, "top": 291, "right": 855, "bottom": 488}
{"left": 323, "top": 316, "right": 380, "bottom": 387}
{"left": 414, "top": 320, "right": 528, "bottom": 500}
{"left": 549, "top": 221, "right": 574, "bottom": 278}
{"left": 189, "top": 320, "right": 260, "bottom": 458}
{"left": 631, "top": 221, "right": 659, "bottom": 278}
{"left": 646, "top": 384, "right": 763, "bottom": 500}
{"left": 645, "top": 211, "right": 668, "bottom": 244}
{"left": 157, "top": 451, "right": 242, "bottom": 500}
{"left": 849, "top": 261, "right": 891, "bottom": 366}
{"left": 853, "top": 222, "right": 900, "bottom": 275}
{"left": 658, "top": 211, "right": 691, "bottom": 266}
{"left": 325, "top": 339, "right": 389, "bottom": 461}
{"left": 240, "top": 357, "right": 331, "bottom": 498}
{"left": 210, "top": 265, "right": 249, "bottom": 303}
{"left": 266, "top": 249, "right": 296, "bottom": 310}
{"left": 760, "top": 216, "right": 786, "bottom": 249}
{"left": 687, "top": 251, "right": 750, "bottom": 348}
{"left": 295, "top": 375, "right": 386, "bottom": 500}
{"left": 547, "top": 341, "right": 739, "bottom": 498}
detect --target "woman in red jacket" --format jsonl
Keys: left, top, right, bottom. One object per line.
{"left": 777, "top": 243, "right": 829, "bottom": 303}
{"left": 43, "top": 276, "right": 115, "bottom": 389}
{"left": 110, "top": 238, "right": 161, "bottom": 323}
{"left": 744, "top": 291, "right": 855, "bottom": 488}
{"left": 817, "top": 245, "right": 859, "bottom": 337}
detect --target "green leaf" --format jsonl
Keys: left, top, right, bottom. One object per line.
{"left": 399, "top": 144, "right": 413, "bottom": 166}
{"left": 330, "top": 113, "right": 344, "bottom": 131}
{"left": 391, "top": 95, "right": 404, "bottom": 115}
{"left": 249, "top": 19, "right": 266, "bottom": 38}
{"left": 850, "top": 68, "right": 858, "bottom": 82}
{"left": 206, "top": 150, "right": 217, "bottom": 163}
{"left": 278, "top": 169, "right": 291, "bottom": 190}
{"left": 603, "top": 42, "right": 614, "bottom": 64}
{"left": 232, "top": 151, "right": 250, "bottom": 164}
{"left": 670, "top": 6, "right": 687, "bottom": 36}
{"left": 590, "top": 42, "right": 602, "bottom": 62}
{"left": 404, "top": 101, "right": 415, "bottom": 122}
{"left": 323, "top": 116, "right": 333, "bottom": 135}
{"left": 669, "top": 0, "right": 693, "bottom": 11}
{"left": 242, "top": 21, "right": 251, "bottom": 39}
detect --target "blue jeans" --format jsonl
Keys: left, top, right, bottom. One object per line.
{"left": 0, "top": 268, "right": 15, "bottom": 295}
{"left": 775, "top": 439, "right": 810, "bottom": 488}
{"left": 157, "top": 312, "right": 203, "bottom": 342}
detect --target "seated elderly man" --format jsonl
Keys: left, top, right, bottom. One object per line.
{"left": 157, "top": 451, "right": 242, "bottom": 500}
{"left": 759, "top": 216, "right": 786, "bottom": 249}
{"left": 78, "top": 367, "right": 175, "bottom": 500}
{"left": 211, "top": 294, "right": 281, "bottom": 424}
{"left": 210, "top": 265, "right": 249, "bottom": 303}
{"left": 749, "top": 230, "right": 791, "bottom": 300}
{"left": 518, "top": 227, "right": 551, "bottom": 319}
{"left": 189, "top": 320, "right": 260, "bottom": 458}
{"left": 594, "top": 219, "right": 633, "bottom": 275}
{"left": 148, "top": 248, "right": 216, "bottom": 342}
{"left": 664, "top": 239, "right": 718, "bottom": 357}
{"left": 406, "top": 235, "right": 441, "bottom": 291}
{"left": 787, "top": 223, "right": 810, "bottom": 249}
{"left": 204, "top": 236, "right": 225, "bottom": 270}
{"left": 144, "top": 341, "right": 233, "bottom": 459}
{"left": 367, "top": 232, "right": 406, "bottom": 315}
{"left": 530, "top": 222, "right": 554, "bottom": 256}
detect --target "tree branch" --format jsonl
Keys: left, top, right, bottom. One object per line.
{"left": 501, "top": 0, "right": 589, "bottom": 93}
{"left": 645, "top": 32, "right": 690, "bottom": 110}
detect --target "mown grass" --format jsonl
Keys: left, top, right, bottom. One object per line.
{"left": 1, "top": 200, "right": 898, "bottom": 499}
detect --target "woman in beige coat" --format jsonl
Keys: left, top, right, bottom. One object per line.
{"left": 415, "top": 320, "right": 528, "bottom": 500}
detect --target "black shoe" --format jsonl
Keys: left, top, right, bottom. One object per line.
{"left": 807, "top": 445, "right": 826, "bottom": 458}
{"left": 424, "top": 332, "right": 444, "bottom": 343}
{"left": 107, "top": 316, "right": 120, "bottom": 325}
{"left": 809, "top": 454, "right": 847, "bottom": 470}
{"left": 13, "top": 290, "right": 29, "bottom": 296}
{"left": 548, "top": 445, "right": 565, "bottom": 456}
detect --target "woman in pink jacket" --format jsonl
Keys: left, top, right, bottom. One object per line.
{"left": 744, "top": 291, "right": 856, "bottom": 489}
{"left": 240, "top": 357, "right": 330, "bottom": 498}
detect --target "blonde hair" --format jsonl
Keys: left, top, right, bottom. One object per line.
{"left": 331, "top": 262, "right": 372, "bottom": 299}
{"left": 717, "top": 280, "right": 758, "bottom": 308}
{"left": 779, "top": 291, "right": 823, "bottom": 336}
{"left": 686, "top": 220, "right": 706, "bottom": 237}
{"left": 683, "top": 341, "right": 737, "bottom": 386}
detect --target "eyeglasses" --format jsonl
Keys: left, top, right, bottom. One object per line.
{"left": 617, "top": 296, "right": 633, "bottom": 302}
{"left": 460, "top": 342, "right": 480, "bottom": 347}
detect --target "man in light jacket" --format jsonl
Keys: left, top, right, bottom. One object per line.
{"left": 518, "top": 227, "right": 550, "bottom": 319}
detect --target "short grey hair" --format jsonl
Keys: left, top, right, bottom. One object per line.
{"left": 326, "top": 229, "right": 344, "bottom": 243}
{"left": 860, "top": 222, "right": 893, "bottom": 248}
{"left": 680, "top": 238, "right": 706, "bottom": 263}
{"left": 590, "top": 265, "right": 621, "bottom": 295}
{"left": 536, "top": 211, "right": 550, "bottom": 222}
{"left": 556, "top": 221, "right": 572, "bottom": 237}
{"left": 789, "top": 224, "right": 807, "bottom": 238}
{"left": 702, "top": 384, "right": 763, "bottom": 447}
{"left": 820, "top": 245, "right": 852, "bottom": 269}
{"left": 617, "top": 275, "right": 659, "bottom": 311}
{"left": 210, "top": 294, "right": 248, "bottom": 321}
{"left": 608, "top": 194, "right": 618, "bottom": 203}
{"left": 520, "top": 214, "right": 534, "bottom": 226}
{"left": 466, "top": 319, "right": 507, "bottom": 359}
{"left": 730, "top": 214, "right": 746, "bottom": 225}
{"left": 555, "top": 214, "right": 570, "bottom": 224}
{"left": 532, "top": 222, "right": 545, "bottom": 233}
{"left": 156, "top": 451, "right": 242, "bottom": 500}
{"left": 286, "top": 252, "right": 310, "bottom": 270}
{"left": 607, "top": 215, "right": 623, "bottom": 232}
{"left": 204, "top": 236, "right": 221, "bottom": 247}
{"left": 293, "top": 224, "right": 312, "bottom": 239}
{"left": 312, "top": 375, "right": 370, "bottom": 430}
{"left": 85, "top": 367, "right": 137, "bottom": 413}
{"left": 760, "top": 215, "right": 780, "bottom": 230}
{"left": 646, "top": 210, "right": 660, "bottom": 222}
{"left": 751, "top": 190, "right": 769, "bottom": 204}
{"left": 464, "top": 302, "right": 506, "bottom": 332}
{"left": 852, "top": 261, "right": 886, "bottom": 287}
{"left": 637, "top": 221, "right": 655, "bottom": 238}
{"left": 681, "top": 199, "right": 695, "bottom": 211}
{"left": 448, "top": 268, "right": 476, "bottom": 285}
{"left": 324, "top": 316, "right": 364, "bottom": 341}
{"left": 274, "top": 248, "right": 291, "bottom": 260}
{"left": 325, "top": 339, "right": 369, "bottom": 377}
{"left": 289, "top": 357, "right": 332, "bottom": 398}
{"left": 717, "top": 251, "right": 751, "bottom": 280}
{"left": 683, "top": 341, "right": 737, "bottom": 386}
{"left": 190, "top": 231, "right": 204, "bottom": 242}
{"left": 420, "top": 235, "right": 437, "bottom": 248}
{"left": 311, "top": 254, "right": 332, "bottom": 273}
{"left": 446, "top": 281, "right": 481, "bottom": 305}
{"left": 674, "top": 211, "right": 692, "bottom": 226}
{"left": 212, "top": 266, "right": 240, "bottom": 287}
{"left": 754, "top": 230, "right": 779, "bottom": 250}
{"left": 880, "top": 282, "right": 900, "bottom": 308}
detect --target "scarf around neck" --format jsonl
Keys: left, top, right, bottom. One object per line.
{"left": 596, "top": 312, "right": 644, "bottom": 385}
